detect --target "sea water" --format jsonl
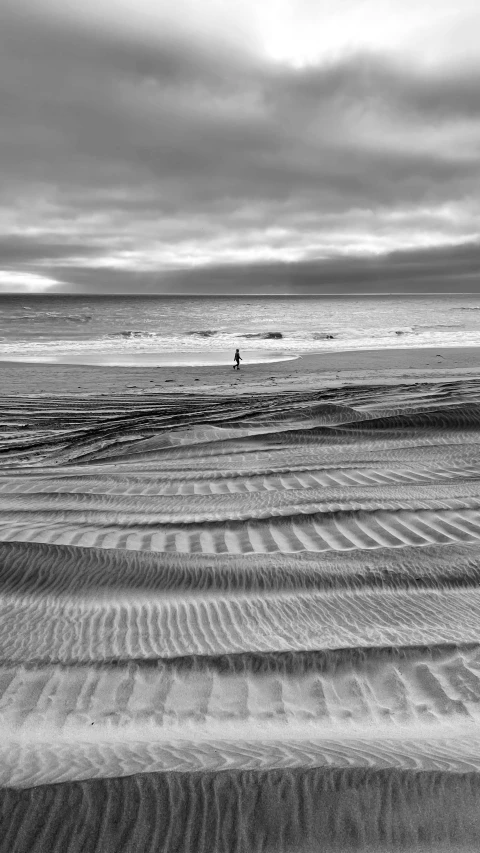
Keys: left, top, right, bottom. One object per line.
{"left": 0, "top": 293, "right": 479, "bottom": 366}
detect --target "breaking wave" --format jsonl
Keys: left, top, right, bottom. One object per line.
{"left": 109, "top": 330, "right": 163, "bottom": 339}
{"left": 7, "top": 312, "right": 92, "bottom": 324}
{"left": 312, "top": 332, "right": 336, "bottom": 340}
{"left": 243, "top": 332, "right": 284, "bottom": 339}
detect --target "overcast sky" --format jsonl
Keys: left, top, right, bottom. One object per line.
{"left": 1, "top": 0, "right": 480, "bottom": 293}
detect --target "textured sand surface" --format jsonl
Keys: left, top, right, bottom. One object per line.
{"left": 2, "top": 372, "right": 480, "bottom": 850}
{"left": 3, "top": 769, "right": 480, "bottom": 853}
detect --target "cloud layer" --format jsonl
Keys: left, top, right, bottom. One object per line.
{"left": 0, "top": 1, "right": 479, "bottom": 292}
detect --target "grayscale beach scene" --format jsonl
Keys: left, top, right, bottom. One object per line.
{"left": 1, "top": 1, "right": 480, "bottom": 851}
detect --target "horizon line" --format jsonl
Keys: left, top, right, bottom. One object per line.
{"left": 1, "top": 291, "right": 479, "bottom": 298}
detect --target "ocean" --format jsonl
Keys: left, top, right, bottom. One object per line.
{"left": 0, "top": 293, "right": 479, "bottom": 366}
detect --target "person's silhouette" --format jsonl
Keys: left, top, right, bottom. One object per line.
{"left": 233, "top": 349, "right": 242, "bottom": 370}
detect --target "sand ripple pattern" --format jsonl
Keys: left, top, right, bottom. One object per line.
{"left": 4, "top": 768, "right": 480, "bottom": 853}
{"left": 3, "top": 380, "right": 480, "bottom": 849}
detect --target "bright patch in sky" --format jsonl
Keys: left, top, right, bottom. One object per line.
{"left": 0, "top": 272, "right": 62, "bottom": 292}
{"left": 257, "top": 0, "right": 480, "bottom": 67}
{"left": 39, "top": 0, "right": 480, "bottom": 67}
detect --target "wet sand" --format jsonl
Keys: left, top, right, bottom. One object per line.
{"left": 2, "top": 349, "right": 480, "bottom": 850}
{"left": 1, "top": 345, "right": 480, "bottom": 395}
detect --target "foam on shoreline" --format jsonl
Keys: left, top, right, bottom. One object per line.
{"left": 0, "top": 350, "right": 300, "bottom": 368}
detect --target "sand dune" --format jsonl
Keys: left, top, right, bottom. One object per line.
{"left": 2, "top": 379, "right": 480, "bottom": 848}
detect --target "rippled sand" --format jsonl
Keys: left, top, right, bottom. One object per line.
{"left": 2, "top": 378, "right": 480, "bottom": 850}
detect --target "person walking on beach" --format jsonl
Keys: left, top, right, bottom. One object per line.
{"left": 233, "top": 348, "right": 242, "bottom": 370}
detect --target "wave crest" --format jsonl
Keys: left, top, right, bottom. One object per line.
{"left": 243, "top": 332, "right": 283, "bottom": 339}
{"left": 8, "top": 312, "right": 92, "bottom": 324}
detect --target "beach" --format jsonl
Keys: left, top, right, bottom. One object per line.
{"left": 2, "top": 347, "right": 480, "bottom": 850}
{"left": 1, "top": 345, "right": 480, "bottom": 395}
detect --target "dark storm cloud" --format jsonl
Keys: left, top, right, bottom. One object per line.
{"left": 0, "top": 4, "right": 479, "bottom": 290}
{"left": 46, "top": 240, "right": 480, "bottom": 294}
{"left": 273, "top": 57, "right": 480, "bottom": 122}
{"left": 0, "top": 236, "right": 102, "bottom": 266}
